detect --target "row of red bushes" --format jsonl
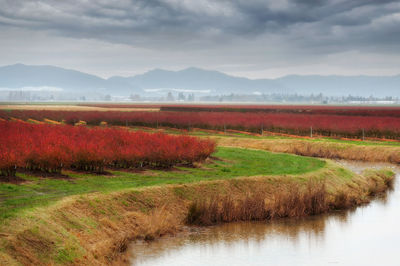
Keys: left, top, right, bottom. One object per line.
{"left": 1, "top": 110, "right": 400, "bottom": 139}
{"left": 160, "top": 104, "right": 400, "bottom": 117}
{"left": 78, "top": 103, "right": 400, "bottom": 117}
{"left": 0, "top": 121, "right": 215, "bottom": 177}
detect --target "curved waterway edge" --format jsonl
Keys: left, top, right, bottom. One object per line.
{"left": 0, "top": 160, "right": 394, "bottom": 265}
{"left": 128, "top": 161, "right": 399, "bottom": 266}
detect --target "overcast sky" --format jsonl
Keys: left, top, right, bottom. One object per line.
{"left": 0, "top": 0, "right": 399, "bottom": 79}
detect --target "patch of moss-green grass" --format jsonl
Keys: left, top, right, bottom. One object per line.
{"left": 0, "top": 147, "right": 325, "bottom": 222}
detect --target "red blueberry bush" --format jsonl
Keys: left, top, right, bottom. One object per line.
{"left": 2, "top": 108, "right": 400, "bottom": 139}
{"left": 0, "top": 121, "right": 215, "bottom": 177}
{"left": 160, "top": 104, "right": 400, "bottom": 117}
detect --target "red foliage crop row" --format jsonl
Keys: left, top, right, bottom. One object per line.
{"left": 1, "top": 109, "right": 400, "bottom": 139}
{"left": 160, "top": 105, "right": 400, "bottom": 117}
{"left": 78, "top": 103, "right": 400, "bottom": 117}
{"left": 0, "top": 121, "right": 215, "bottom": 177}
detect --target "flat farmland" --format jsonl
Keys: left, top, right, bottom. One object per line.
{"left": 1, "top": 104, "right": 400, "bottom": 140}
{"left": 0, "top": 103, "right": 397, "bottom": 265}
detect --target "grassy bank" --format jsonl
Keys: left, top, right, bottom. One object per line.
{"left": 0, "top": 146, "right": 394, "bottom": 265}
{"left": 215, "top": 136, "right": 400, "bottom": 163}
{"left": 0, "top": 162, "right": 394, "bottom": 265}
{"left": 0, "top": 147, "right": 323, "bottom": 221}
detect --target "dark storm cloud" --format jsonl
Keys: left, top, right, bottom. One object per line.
{"left": 0, "top": 0, "right": 399, "bottom": 78}
{"left": 1, "top": 0, "right": 399, "bottom": 52}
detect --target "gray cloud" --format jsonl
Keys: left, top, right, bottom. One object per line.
{"left": 1, "top": 1, "right": 398, "bottom": 45}
{"left": 0, "top": 0, "right": 399, "bottom": 78}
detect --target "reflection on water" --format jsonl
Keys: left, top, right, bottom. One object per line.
{"left": 130, "top": 162, "right": 400, "bottom": 266}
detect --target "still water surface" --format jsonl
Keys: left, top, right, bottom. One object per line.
{"left": 130, "top": 161, "right": 400, "bottom": 266}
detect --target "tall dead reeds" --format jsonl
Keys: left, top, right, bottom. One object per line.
{"left": 187, "top": 180, "right": 331, "bottom": 226}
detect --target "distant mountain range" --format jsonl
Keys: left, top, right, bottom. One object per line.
{"left": 0, "top": 63, "right": 399, "bottom": 97}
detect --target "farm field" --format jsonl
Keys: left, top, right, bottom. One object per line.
{"left": 130, "top": 126, "right": 400, "bottom": 147}
{"left": 0, "top": 139, "right": 393, "bottom": 265}
{"left": 78, "top": 103, "right": 400, "bottom": 115}
{"left": 0, "top": 104, "right": 397, "bottom": 265}
{"left": 159, "top": 104, "right": 400, "bottom": 116}
{"left": 2, "top": 103, "right": 400, "bottom": 140}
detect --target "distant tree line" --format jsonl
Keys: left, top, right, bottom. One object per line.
{"left": 199, "top": 93, "right": 399, "bottom": 104}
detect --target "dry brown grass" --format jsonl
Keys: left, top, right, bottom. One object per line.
{"left": 0, "top": 105, "right": 159, "bottom": 112}
{"left": 187, "top": 168, "right": 396, "bottom": 227}
{"left": 0, "top": 163, "right": 394, "bottom": 265}
{"left": 187, "top": 180, "right": 342, "bottom": 226}
{"left": 216, "top": 137, "right": 400, "bottom": 163}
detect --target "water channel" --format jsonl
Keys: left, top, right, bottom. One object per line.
{"left": 130, "top": 161, "right": 399, "bottom": 266}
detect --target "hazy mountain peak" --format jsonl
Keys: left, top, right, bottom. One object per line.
{"left": 179, "top": 67, "right": 211, "bottom": 73}
{"left": 0, "top": 63, "right": 107, "bottom": 91}
{"left": 0, "top": 64, "right": 399, "bottom": 97}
